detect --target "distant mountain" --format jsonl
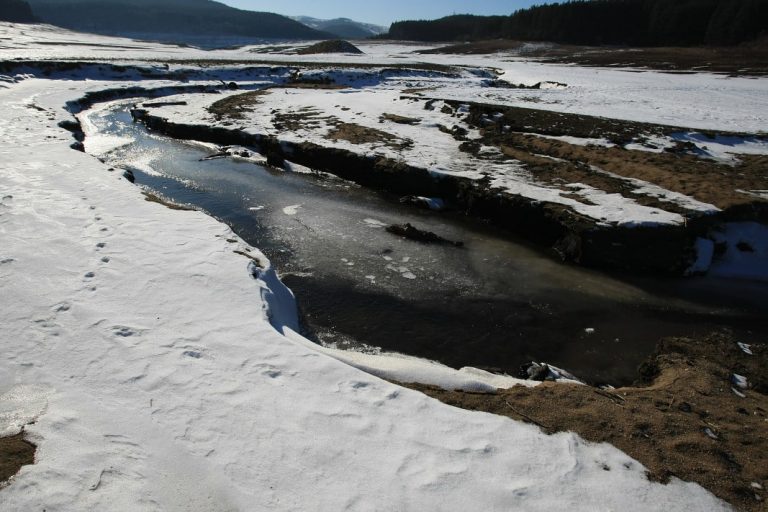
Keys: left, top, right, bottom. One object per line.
{"left": 293, "top": 16, "right": 386, "bottom": 39}
{"left": 27, "top": 0, "right": 331, "bottom": 43}
{"left": 0, "top": 0, "right": 37, "bottom": 23}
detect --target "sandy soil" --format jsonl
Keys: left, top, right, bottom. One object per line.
{"left": 405, "top": 333, "right": 767, "bottom": 512}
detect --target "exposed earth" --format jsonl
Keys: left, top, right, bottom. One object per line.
{"left": 0, "top": 434, "right": 35, "bottom": 487}
{"left": 419, "top": 39, "right": 768, "bottom": 77}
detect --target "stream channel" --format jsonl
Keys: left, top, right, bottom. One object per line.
{"left": 82, "top": 100, "right": 768, "bottom": 385}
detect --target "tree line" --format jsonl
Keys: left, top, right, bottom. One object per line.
{"left": 386, "top": 0, "right": 768, "bottom": 46}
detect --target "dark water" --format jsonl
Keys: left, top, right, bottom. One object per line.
{"left": 83, "top": 102, "right": 768, "bottom": 385}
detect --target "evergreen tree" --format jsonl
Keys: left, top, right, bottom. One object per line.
{"left": 386, "top": 0, "right": 768, "bottom": 47}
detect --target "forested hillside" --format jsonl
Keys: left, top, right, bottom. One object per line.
{"left": 0, "top": 0, "right": 36, "bottom": 23}
{"left": 27, "top": 0, "right": 329, "bottom": 40}
{"left": 387, "top": 0, "right": 768, "bottom": 46}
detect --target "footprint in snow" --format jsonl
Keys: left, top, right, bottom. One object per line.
{"left": 113, "top": 326, "right": 132, "bottom": 337}
{"left": 101, "top": 256, "right": 110, "bottom": 263}
{"left": 52, "top": 302, "right": 71, "bottom": 313}
{"left": 84, "top": 271, "right": 95, "bottom": 279}
{"left": 96, "top": 242, "right": 106, "bottom": 249}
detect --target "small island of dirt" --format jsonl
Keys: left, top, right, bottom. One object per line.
{"left": 297, "top": 40, "right": 364, "bottom": 55}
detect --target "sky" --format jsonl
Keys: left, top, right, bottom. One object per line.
{"left": 218, "top": 1, "right": 557, "bottom": 27}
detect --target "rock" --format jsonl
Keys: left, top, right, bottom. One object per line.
{"left": 385, "top": 223, "right": 463, "bottom": 247}
{"left": 522, "top": 362, "right": 552, "bottom": 381}
{"left": 122, "top": 169, "right": 135, "bottom": 183}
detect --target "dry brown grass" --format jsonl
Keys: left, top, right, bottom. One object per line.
{"left": 405, "top": 333, "right": 768, "bottom": 512}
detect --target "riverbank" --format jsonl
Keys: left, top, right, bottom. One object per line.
{"left": 405, "top": 332, "right": 767, "bottom": 511}
{"left": 132, "top": 79, "right": 768, "bottom": 276}
{"left": 81, "top": 100, "right": 768, "bottom": 386}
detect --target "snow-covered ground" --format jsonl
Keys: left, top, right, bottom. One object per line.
{"left": 0, "top": 22, "right": 756, "bottom": 510}
{"left": 3, "top": 23, "right": 768, "bottom": 133}
{"left": 141, "top": 83, "right": 730, "bottom": 227}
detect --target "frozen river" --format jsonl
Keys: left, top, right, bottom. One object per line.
{"left": 82, "top": 101, "right": 768, "bottom": 385}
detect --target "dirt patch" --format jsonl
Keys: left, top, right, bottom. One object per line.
{"left": 404, "top": 333, "right": 767, "bottom": 511}
{"left": 497, "top": 134, "right": 768, "bottom": 212}
{"left": 420, "top": 40, "right": 768, "bottom": 76}
{"left": 419, "top": 40, "right": 527, "bottom": 55}
{"left": 208, "top": 90, "right": 271, "bottom": 120}
{"left": 462, "top": 104, "right": 768, "bottom": 213}
{"left": 401, "top": 86, "right": 438, "bottom": 95}
{"left": 273, "top": 107, "right": 338, "bottom": 132}
{"left": 544, "top": 45, "right": 768, "bottom": 77}
{"left": 296, "top": 40, "right": 364, "bottom": 55}
{"left": 327, "top": 122, "right": 413, "bottom": 150}
{"left": 0, "top": 434, "right": 36, "bottom": 486}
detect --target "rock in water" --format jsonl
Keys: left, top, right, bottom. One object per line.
{"left": 385, "top": 223, "right": 463, "bottom": 247}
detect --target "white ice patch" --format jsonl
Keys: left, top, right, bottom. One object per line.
{"left": 284, "top": 160, "right": 314, "bottom": 174}
{"left": 0, "top": 384, "right": 53, "bottom": 437}
{"left": 282, "top": 204, "right": 302, "bottom": 215}
{"left": 535, "top": 134, "right": 616, "bottom": 148}
{"left": 82, "top": 134, "right": 134, "bottom": 156}
{"left": 363, "top": 218, "right": 387, "bottom": 228}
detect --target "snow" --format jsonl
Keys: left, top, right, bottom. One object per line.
{"left": 144, "top": 87, "right": 713, "bottom": 227}
{"left": 282, "top": 204, "right": 302, "bottom": 215}
{"left": 737, "top": 342, "right": 753, "bottom": 356}
{"left": 533, "top": 133, "right": 616, "bottom": 148}
{"left": 2, "top": 22, "right": 768, "bottom": 132}
{"left": 0, "top": 21, "right": 745, "bottom": 511}
{"left": 671, "top": 132, "right": 768, "bottom": 163}
{"left": 707, "top": 222, "right": 768, "bottom": 281}
{"left": 687, "top": 238, "right": 715, "bottom": 275}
